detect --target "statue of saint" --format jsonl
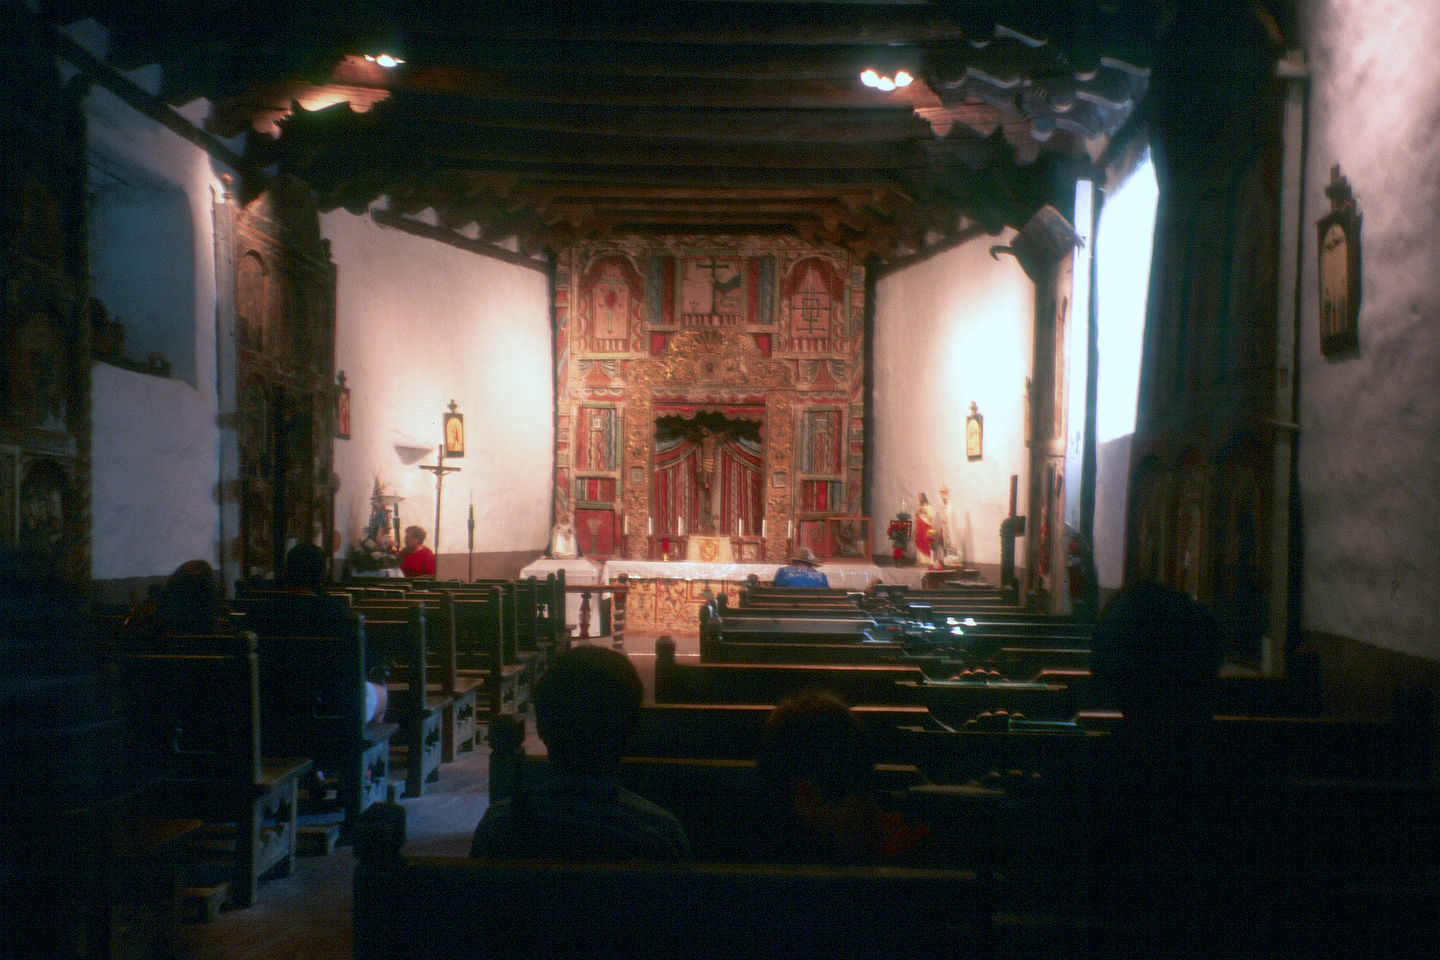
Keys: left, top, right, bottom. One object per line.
{"left": 698, "top": 431, "right": 719, "bottom": 533}
{"left": 913, "top": 492, "right": 936, "bottom": 568}
{"left": 550, "top": 506, "right": 578, "bottom": 559}
{"left": 939, "top": 485, "right": 964, "bottom": 567}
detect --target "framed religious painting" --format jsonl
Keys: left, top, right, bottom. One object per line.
{"left": 443, "top": 402, "right": 465, "bottom": 458}
{"left": 965, "top": 402, "right": 983, "bottom": 461}
{"left": 1317, "top": 165, "right": 1361, "bottom": 357}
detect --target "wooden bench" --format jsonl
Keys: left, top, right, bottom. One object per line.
{"left": 659, "top": 637, "right": 1082, "bottom": 724}
{"left": 104, "top": 632, "right": 312, "bottom": 908}
{"left": 655, "top": 636, "right": 929, "bottom": 706}
{"left": 252, "top": 631, "right": 398, "bottom": 836}
{"left": 357, "top": 606, "right": 449, "bottom": 797}
{"left": 450, "top": 585, "right": 528, "bottom": 720}
{"left": 351, "top": 592, "right": 478, "bottom": 760}
{"left": 351, "top": 802, "right": 995, "bottom": 960}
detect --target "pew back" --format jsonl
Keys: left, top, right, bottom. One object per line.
{"left": 352, "top": 803, "right": 993, "bottom": 960}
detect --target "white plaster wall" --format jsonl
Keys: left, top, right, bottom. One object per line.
{"left": 323, "top": 213, "right": 553, "bottom": 558}
{"left": 872, "top": 233, "right": 1033, "bottom": 565}
{"left": 1093, "top": 434, "right": 1131, "bottom": 588}
{"left": 82, "top": 78, "right": 224, "bottom": 580}
{"left": 1297, "top": 0, "right": 1440, "bottom": 658}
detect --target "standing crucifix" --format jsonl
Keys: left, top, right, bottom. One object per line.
{"left": 420, "top": 444, "right": 462, "bottom": 554}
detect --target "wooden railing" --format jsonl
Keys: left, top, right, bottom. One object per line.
{"left": 565, "top": 578, "right": 629, "bottom": 649}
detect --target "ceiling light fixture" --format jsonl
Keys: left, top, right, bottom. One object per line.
{"left": 364, "top": 53, "right": 405, "bottom": 68}
{"left": 860, "top": 68, "right": 913, "bottom": 92}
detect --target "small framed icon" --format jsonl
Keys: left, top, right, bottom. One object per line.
{"left": 443, "top": 402, "right": 465, "bottom": 458}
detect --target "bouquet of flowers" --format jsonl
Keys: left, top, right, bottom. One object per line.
{"left": 349, "top": 477, "right": 401, "bottom": 571}
{"left": 887, "top": 512, "right": 912, "bottom": 564}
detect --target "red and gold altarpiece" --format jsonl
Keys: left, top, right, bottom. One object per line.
{"left": 553, "top": 237, "right": 866, "bottom": 562}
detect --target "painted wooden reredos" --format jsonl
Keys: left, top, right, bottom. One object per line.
{"left": 553, "top": 237, "right": 866, "bottom": 561}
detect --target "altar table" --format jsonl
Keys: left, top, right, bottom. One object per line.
{"left": 600, "top": 560, "right": 889, "bottom": 639}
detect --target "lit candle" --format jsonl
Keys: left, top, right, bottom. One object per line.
{"left": 679, "top": 516, "right": 685, "bottom": 536}
{"left": 787, "top": 519, "right": 793, "bottom": 539}
{"left": 648, "top": 517, "right": 653, "bottom": 536}
{"left": 762, "top": 519, "right": 767, "bottom": 538}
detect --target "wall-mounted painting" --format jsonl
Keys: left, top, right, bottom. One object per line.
{"left": 443, "top": 403, "right": 465, "bottom": 458}
{"left": 966, "top": 402, "right": 983, "bottom": 461}
{"left": 1317, "top": 164, "right": 1361, "bottom": 357}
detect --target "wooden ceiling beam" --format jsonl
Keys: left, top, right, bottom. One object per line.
{"left": 394, "top": 39, "right": 936, "bottom": 83}
{"left": 391, "top": 68, "right": 938, "bottom": 111}
{"left": 375, "top": 98, "right": 933, "bottom": 145}
{"left": 419, "top": 131, "right": 925, "bottom": 172}
{"left": 395, "top": 3, "right": 974, "bottom": 47}
{"left": 515, "top": 184, "right": 891, "bottom": 205}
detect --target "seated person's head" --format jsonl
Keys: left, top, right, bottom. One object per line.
{"left": 1092, "top": 579, "right": 1223, "bottom": 722}
{"left": 758, "top": 689, "right": 881, "bottom": 860}
{"left": 404, "top": 525, "right": 426, "bottom": 549}
{"left": 159, "top": 559, "right": 220, "bottom": 633}
{"left": 534, "top": 645, "right": 644, "bottom": 778}
{"left": 283, "top": 542, "right": 328, "bottom": 593}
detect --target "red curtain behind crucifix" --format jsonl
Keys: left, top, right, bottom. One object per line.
{"left": 652, "top": 419, "right": 763, "bottom": 539}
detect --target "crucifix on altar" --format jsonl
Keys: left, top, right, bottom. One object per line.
{"left": 420, "top": 400, "right": 464, "bottom": 554}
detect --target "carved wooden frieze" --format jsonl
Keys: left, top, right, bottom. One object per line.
{"left": 231, "top": 175, "right": 337, "bottom": 578}
{"left": 1, "top": 21, "right": 90, "bottom": 582}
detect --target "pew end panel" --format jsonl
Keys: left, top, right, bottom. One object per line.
{"left": 362, "top": 607, "right": 449, "bottom": 797}
{"left": 105, "top": 633, "right": 312, "bottom": 908}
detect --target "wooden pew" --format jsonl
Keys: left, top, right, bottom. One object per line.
{"left": 740, "top": 579, "right": 1007, "bottom": 605}
{"left": 455, "top": 574, "right": 568, "bottom": 669}
{"left": 658, "top": 638, "right": 1082, "bottom": 725}
{"left": 252, "top": 630, "right": 398, "bottom": 837}
{"left": 444, "top": 580, "right": 543, "bottom": 690}
{"left": 897, "top": 678, "right": 1078, "bottom": 724}
{"left": 104, "top": 632, "right": 312, "bottom": 908}
{"left": 351, "top": 802, "right": 995, "bottom": 960}
{"left": 352, "top": 591, "right": 478, "bottom": 761}
{"left": 655, "top": 636, "right": 928, "bottom": 706}
{"left": 356, "top": 606, "right": 449, "bottom": 797}
{"left": 450, "top": 585, "right": 527, "bottom": 719}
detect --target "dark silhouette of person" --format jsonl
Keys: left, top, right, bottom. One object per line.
{"left": 756, "top": 688, "right": 932, "bottom": 864}
{"left": 123, "top": 558, "right": 226, "bottom": 638}
{"left": 283, "top": 541, "right": 330, "bottom": 593}
{"left": 1087, "top": 579, "right": 1226, "bottom": 939}
{"left": 471, "top": 644, "right": 691, "bottom": 860}
{"left": 1090, "top": 578, "right": 1223, "bottom": 723}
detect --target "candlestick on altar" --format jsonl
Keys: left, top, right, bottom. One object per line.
{"left": 420, "top": 443, "right": 462, "bottom": 554}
